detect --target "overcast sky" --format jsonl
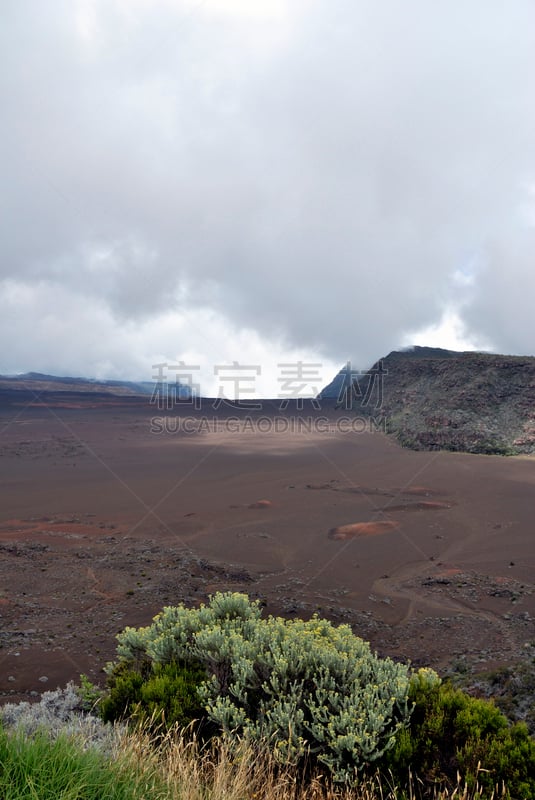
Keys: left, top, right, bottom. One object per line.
{"left": 2, "top": 0, "right": 534, "bottom": 397}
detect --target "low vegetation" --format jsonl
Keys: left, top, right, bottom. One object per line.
{"left": 1, "top": 592, "right": 534, "bottom": 799}
{"left": 0, "top": 724, "right": 165, "bottom": 800}
{"left": 101, "top": 660, "right": 208, "bottom": 732}
{"left": 0, "top": 721, "right": 511, "bottom": 800}
{"left": 103, "top": 591, "right": 411, "bottom": 782}
{"left": 384, "top": 668, "right": 535, "bottom": 798}
{"left": 447, "top": 655, "right": 535, "bottom": 735}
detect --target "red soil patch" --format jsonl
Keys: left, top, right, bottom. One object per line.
{"left": 328, "top": 520, "right": 399, "bottom": 540}
{"left": 434, "top": 566, "right": 464, "bottom": 578}
{"left": 0, "top": 518, "right": 119, "bottom": 546}
{"left": 248, "top": 500, "right": 272, "bottom": 509}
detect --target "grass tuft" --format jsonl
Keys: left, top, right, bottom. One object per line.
{"left": 0, "top": 718, "right": 506, "bottom": 800}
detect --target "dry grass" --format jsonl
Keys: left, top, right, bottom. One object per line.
{"left": 0, "top": 712, "right": 508, "bottom": 800}
{"left": 115, "top": 724, "right": 507, "bottom": 800}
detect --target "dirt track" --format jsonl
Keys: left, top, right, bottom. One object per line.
{"left": 1, "top": 402, "right": 534, "bottom": 701}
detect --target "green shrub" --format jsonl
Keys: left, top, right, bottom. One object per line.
{"left": 78, "top": 673, "right": 105, "bottom": 712}
{"left": 101, "top": 660, "right": 207, "bottom": 731}
{"left": 459, "top": 658, "right": 535, "bottom": 734}
{"left": 106, "top": 592, "right": 411, "bottom": 783}
{"left": 383, "top": 669, "right": 535, "bottom": 799}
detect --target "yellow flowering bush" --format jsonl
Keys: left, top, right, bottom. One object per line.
{"left": 107, "top": 592, "right": 411, "bottom": 782}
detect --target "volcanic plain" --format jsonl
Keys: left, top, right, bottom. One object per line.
{"left": 1, "top": 397, "right": 534, "bottom": 702}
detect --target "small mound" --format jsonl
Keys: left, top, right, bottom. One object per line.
{"left": 328, "top": 520, "right": 399, "bottom": 540}
{"left": 248, "top": 499, "right": 272, "bottom": 509}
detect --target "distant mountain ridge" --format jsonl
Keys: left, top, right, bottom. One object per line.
{"left": 4, "top": 350, "right": 535, "bottom": 455}
{"left": 0, "top": 372, "right": 192, "bottom": 406}
{"left": 324, "top": 346, "right": 535, "bottom": 455}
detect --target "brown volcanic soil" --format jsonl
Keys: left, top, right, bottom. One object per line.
{"left": 1, "top": 400, "right": 534, "bottom": 703}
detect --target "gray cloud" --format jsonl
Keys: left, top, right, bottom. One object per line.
{"left": 1, "top": 0, "right": 534, "bottom": 388}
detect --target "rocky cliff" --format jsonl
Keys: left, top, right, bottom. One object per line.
{"left": 333, "top": 347, "right": 535, "bottom": 455}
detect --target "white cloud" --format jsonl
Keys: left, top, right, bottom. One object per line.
{"left": 402, "top": 308, "right": 492, "bottom": 354}
{"left": 2, "top": 0, "right": 535, "bottom": 392}
{"left": 0, "top": 277, "right": 339, "bottom": 395}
